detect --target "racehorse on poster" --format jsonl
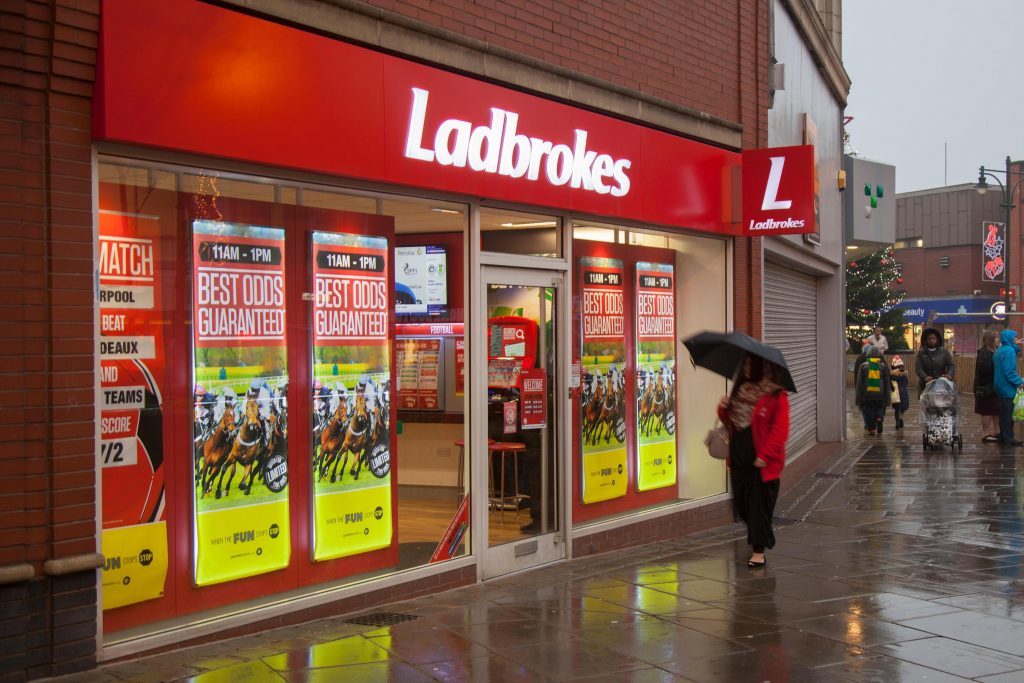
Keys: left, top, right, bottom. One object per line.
{"left": 581, "top": 373, "right": 606, "bottom": 445}
{"left": 225, "top": 396, "right": 267, "bottom": 497}
{"left": 638, "top": 366, "right": 675, "bottom": 437}
{"left": 595, "top": 369, "right": 624, "bottom": 444}
{"left": 339, "top": 390, "right": 373, "bottom": 481}
{"left": 198, "top": 402, "right": 237, "bottom": 499}
{"left": 317, "top": 392, "right": 352, "bottom": 484}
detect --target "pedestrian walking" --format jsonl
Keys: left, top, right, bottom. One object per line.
{"left": 863, "top": 326, "right": 889, "bottom": 355}
{"left": 914, "top": 327, "right": 954, "bottom": 396}
{"left": 975, "top": 330, "right": 1000, "bottom": 443}
{"left": 993, "top": 329, "right": 1023, "bottom": 446}
{"left": 716, "top": 356, "right": 790, "bottom": 569}
{"left": 890, "top": 356, "right": 910, "bottom": 430}
{"left": 855, "top": 345, "right": 892, "bottom": 434}
{"left": 852, "top": 342, "right": 871, "bottom": 384}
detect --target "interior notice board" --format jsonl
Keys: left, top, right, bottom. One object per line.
{"left": 397, "top": 338, "right": 444, "bottom": 410}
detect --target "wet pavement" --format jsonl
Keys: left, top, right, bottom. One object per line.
{"left": 68, "top": 391, "right": 1024, "bottom": 682}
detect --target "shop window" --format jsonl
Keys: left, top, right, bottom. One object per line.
{"left": 97, "top": 158, "right": 471, "bottom": 636}
{"left": 570, "top": 222, "right": 729, "bottom": 527}
{"left": 480, "top": 208, "right": 561, "bottom": 257}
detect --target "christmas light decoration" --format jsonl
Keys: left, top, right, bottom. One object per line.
{"left": 846, "top": 247, "right": 906, "bottom": 351}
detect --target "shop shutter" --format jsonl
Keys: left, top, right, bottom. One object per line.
{"left": 763, "top": 263, "right": 818, "bottom": 457}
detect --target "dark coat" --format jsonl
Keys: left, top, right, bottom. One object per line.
{"left": 891, "top": 366, "right": 910, "bottom": 409}
{"left": 855, "top": 347, "right": 892, "bottom": 406}
{"left": 975, "top": 346, "right": 995, "bottom": 393}
{"left": 915, "top": 327, "right": 954, "bottom": 393}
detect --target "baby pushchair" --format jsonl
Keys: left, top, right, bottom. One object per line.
{"left": 920, "top": 377, "right": 963, "bottom": 452}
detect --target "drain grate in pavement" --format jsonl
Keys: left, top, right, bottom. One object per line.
{"left": 772, "top": 516, "right": 802, "bottom": 527}
{"left": 813, "top": 472, "right": 846, "bottom": 479}
{"left": 343, "top": 612, "right": 420, "bottom": 627}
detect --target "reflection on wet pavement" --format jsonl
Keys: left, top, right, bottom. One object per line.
{"left": 83, "top": 391, "right": 1024, "bottom": 681}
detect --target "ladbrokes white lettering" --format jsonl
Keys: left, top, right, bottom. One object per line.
{"left": 404, "top": 88, "right": 632, "bottom": 197}
{"left": 747, "top": 217, "right": 807, "bottom": 232}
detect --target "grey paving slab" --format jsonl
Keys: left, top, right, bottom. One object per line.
{"left": 93, "top": 391, "right": 1024, "bottom": 683}
{"left": 870, "top": 637, "right": 1024, "bottom": 678}
{"left": 815, "top": 654, "right": 973, "bottom": 682}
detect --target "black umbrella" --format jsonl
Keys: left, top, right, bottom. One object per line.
{"left": 681, "top": 330, "right": 797, "bottom": 393}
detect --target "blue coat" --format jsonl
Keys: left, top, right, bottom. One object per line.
{"left": 993, "top": 329, "right": 1023, "bottom": 399}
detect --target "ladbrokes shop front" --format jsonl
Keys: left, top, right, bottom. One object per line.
{"left": 91, "top": 0, "right": 744, "bottom": 656}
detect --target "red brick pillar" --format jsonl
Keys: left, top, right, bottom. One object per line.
{"left": 0, "top": 1, "right": 101, "bottom": 679}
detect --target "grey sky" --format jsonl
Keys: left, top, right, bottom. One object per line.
{"left": 843, "top": 1, "right": 1024, "bottom": 193}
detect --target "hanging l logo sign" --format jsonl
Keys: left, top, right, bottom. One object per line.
{"left": 761, "top": 157, "right": 793, "bottom": 210}
{"left": 742, "top": 145, "right": 815, "bottom": 236}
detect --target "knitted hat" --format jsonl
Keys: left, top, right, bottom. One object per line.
{"left": 891, "top": 356, "right": 904, "bottom": 368}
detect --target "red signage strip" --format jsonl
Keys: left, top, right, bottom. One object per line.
{"left": 741, "top": 145, "right": 816, "bottom": 236}
{"left": 396, "top": 322, "right": 464, "bottom": 337}
{"left": 95, "top": 0, "right": 739, "bottom": 235}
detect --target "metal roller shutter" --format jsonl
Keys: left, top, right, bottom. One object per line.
{"left": 763, "top": 263, "right": 818, "bottom": 457}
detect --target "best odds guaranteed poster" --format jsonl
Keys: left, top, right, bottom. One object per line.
{"left": 635, "top": 263, "right": 677, "bottom": 491}
{"left": 311, "top": 231, "right": 393, "bottom": 561}
{"left": 192, "top": 220, "right": 290, "bottom": 586}
{"left": 98, "top": 212, "right": 169, "bottom": 609}
{"left": 579, "top": 257, "right": 628, "bottom": 503}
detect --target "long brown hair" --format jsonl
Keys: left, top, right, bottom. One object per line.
{"left": 983, "top": 329, "right": 998, "bottom": 351}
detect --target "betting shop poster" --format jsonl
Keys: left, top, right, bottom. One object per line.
{"left": 311, "top": 231, "right": 393, "bottom": 562}
{"left": 635, "top": 263, "right": 677, "bottom": 491}
{"left": 191, "top": 220, "right": 290, "bottom": 586}
{"left": 98, "top": 211, "right": 169, "bottom": 609}
{"left": 579, "top": 257, "right": 628, "bottom": 504}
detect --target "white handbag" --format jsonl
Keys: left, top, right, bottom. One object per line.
{"left": 704, "top": 421, "right": 730, "bottom": 460}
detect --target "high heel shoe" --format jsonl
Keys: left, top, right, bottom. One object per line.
{"left": 747, "top": 557, "right": 766, "bottom": 568}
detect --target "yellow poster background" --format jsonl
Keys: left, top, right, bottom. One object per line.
{"left": 101, "top": 522, "right": 168, "bottom": 610}
{"left": 582, "top": 448, "right": 628, "bottom": 503}
{"left": 194, "top": 500, "right": 290, "bottom": 586}
{"left": 313, "top": 484, "right": 392, "bottom": 561}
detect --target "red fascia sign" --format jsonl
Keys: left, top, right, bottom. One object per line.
{"left": 94, "top": 0, "right": 739, "bottom": 236}
{"left": 741, "top": 145, "right": 816, "bottom": 236}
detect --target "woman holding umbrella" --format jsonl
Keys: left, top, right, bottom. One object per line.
{"left": 716, "top": 355, "right": 790, "bottom": 568}
{"left": 684, "top": 331, "right": 795, "bottom": 568}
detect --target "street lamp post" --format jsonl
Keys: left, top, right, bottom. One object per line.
{"left": 976, "top": 156, "right": 1024, "bottom": 326}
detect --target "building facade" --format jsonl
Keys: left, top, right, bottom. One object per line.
{"left": 893, "top": 184, "right": 1006, "bottom": 353}
{"left": 765, "top": 0, "right": 850, "bottom": 450}
{"left": 1, "top": 0, "right": 847, "bottom": 677}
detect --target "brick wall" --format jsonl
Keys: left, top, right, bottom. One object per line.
{"left": 365, "top": 0, "right": 768, "bottom": 150}
{"left": 573, "top": 499, "right": 735, "bottom": 557}
{"left": 0, "top": 1, "right": 100, "bottom": 680}
{"left": 897, "top": 245, "right": 1002, "bottom": 299}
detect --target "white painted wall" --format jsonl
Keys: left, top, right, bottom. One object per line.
{"left": 767, "top": 0, "right": 847, "bottom": 443}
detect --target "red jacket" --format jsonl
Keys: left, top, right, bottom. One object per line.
{"left": 717, "top": 390, "right": 789, "bottom": 482}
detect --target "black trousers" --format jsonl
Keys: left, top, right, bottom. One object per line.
{"left": 729, "top": 427, "right": 780, "bottom": 550}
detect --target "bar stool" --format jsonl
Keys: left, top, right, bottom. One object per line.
{"left": 488, "top": 441, "right": 526, "bottom": 523}
{"left": 455, "top": 438, "right": 494, "bottom": 503}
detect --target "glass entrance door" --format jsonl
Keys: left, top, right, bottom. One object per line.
{"left": 474, "top": 266, "right": 565, "bottom": 579}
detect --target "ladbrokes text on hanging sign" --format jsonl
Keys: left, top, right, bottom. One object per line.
{"left": 741, "top": 145, "right": 816, "bottom": 236}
